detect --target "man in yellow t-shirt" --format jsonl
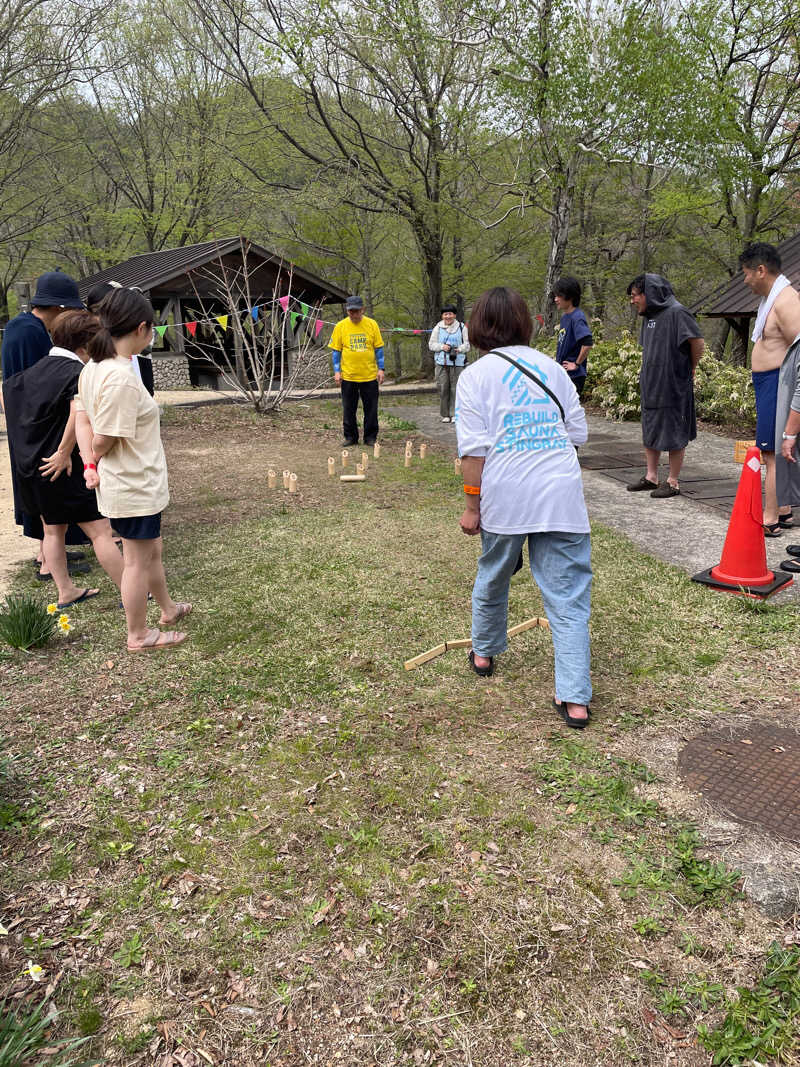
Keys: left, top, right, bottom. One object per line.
{"left": 329, "top": 295, "right": 385, "bottom": 446}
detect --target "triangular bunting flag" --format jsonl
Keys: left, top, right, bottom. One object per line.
{"left": 251, "top": 306, "right": 260, "bottom": 322}
{"left": 290, "top": 312, "right": 299, "bottom": 332}
{"left": 278, "top": 296, "right": 289, "bottom": 312}
{"left": 186, "top": 321, "right": 197, "bottom": 337}
{"left": 314, "top": 319, "right": 324, "bottom": 340}
{"left": 155, "top": 325, "right": 168, "bottom": 340}
{"left": 300, "top": 302, "right": 310, "bottom": 316}
{"left": 216, "top": 315, "right": 228, "bottom": 330}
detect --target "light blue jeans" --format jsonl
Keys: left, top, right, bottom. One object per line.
{"left": 471, "top": 530, "right": 592, "bottom": 705}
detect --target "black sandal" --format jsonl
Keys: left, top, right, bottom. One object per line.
{"left": 468, "top": 650, "right": 494, "bottom": 677}
{"left": 779, "top": 559, "right": 800, "bottom": 573}
{"left": 553, "top": 699, "right": 591, "bottom": 729}
{"left": 778, "top": 510, "right": 794, "bottom": 529}
{"left": 764, "top": 522, "right": 783, "bottom": 538}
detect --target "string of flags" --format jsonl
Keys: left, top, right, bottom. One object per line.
{"left": 149, "top": 294, "right": 434, "bottom": 341}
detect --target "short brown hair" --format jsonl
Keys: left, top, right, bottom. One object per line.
{"left": 468, "top": 287, "right": 533, "bottom": 351}
{"left": 50, "top": 310, "right": 100, "bottom": 352}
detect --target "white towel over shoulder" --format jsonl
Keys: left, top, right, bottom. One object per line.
{"left": 752, "top": 273, "right": 792, "bottom": 342}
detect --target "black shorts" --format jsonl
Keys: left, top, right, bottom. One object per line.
{"left": 110, "top": 513, "right": 162, "bottom": 540}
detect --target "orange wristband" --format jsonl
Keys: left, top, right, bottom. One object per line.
{"left": 463, "top": 485, "right": 481, "bottom": 495}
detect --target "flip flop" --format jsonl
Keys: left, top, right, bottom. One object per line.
{"left": 468, "top": 649, "right": 494, "bottom": 677}
{"left": 553, "top": 699, "right": 591, "bottom": 729}
{"left": 779, "top": 559, "right": 800, "bottom": 573}
{"left": 57, "top": 588, "right": 100, "bottom": 609}
{"left": 778, "top": 510, "right": 794, "bottom": 529}
{"left": 159, "top": 602, "right": 192, "bottom": 626}
{"left": 787, "top": 545, "right": 800, "bottom": 558}
{"left": 128, "top": 629, "right": 188, "bottom": 653}
{"left": 763, "top": 522, "right": 783, "bottom": 538}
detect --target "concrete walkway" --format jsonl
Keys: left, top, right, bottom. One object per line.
{"left": 384, "top": 402, "right": 799, "bottom": 602}
{"left": 154, "top": 381, "right": 436, "bottom": 409}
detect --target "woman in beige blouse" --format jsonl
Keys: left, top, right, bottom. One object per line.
{"left": 76, "top": 288, "right": 191, "bottom": 651}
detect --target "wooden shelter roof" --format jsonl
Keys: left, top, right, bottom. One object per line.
{"left": 77, "top": 236, "right": 349, "bottom": 304}
{"left": 692, "top": 232, "right": 800, "bottom": 318}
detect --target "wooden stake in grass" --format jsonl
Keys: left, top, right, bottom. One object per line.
{"left": 454, "top": 457, "right": 462, "bottom": 474}
{"left": 404, "top": 643, "right": 447, "bottom": 670}
{"left": 340, "top": 474, "right": 366, "bottom": 482}
{"left": 341, "top": 449, "right": 349, "bottom": 468}
{"left": 373, "top": 442, "right": 381, "bottom": 458}
{"left": 361, "top": 451, "right": 368, "bottom": 471}
{"left": 420, "top": 443, "right": 427, "bottom": 459}
{"left": 282, "top": 470, "right": 291, "bottom": 489}
{"left": 267, "top": 469, "right": 277, "bottom": 489}
{"left": 404, "top": 618, "right": 548, "bottom": 669}
{"left": 289, "top": 473, "right": 298, "bottom": 494}
{"left": 356, "top": 463, "right": 364, "bottom": 475}
{"left": 328, "top": 457, "right": 335, "bottom": 477}
{"left": 404, "top": 450, "right": 412, "bottom": 468}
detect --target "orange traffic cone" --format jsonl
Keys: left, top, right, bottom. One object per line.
{"left": 692, "top": 446, "right": 793, "bottom": 598}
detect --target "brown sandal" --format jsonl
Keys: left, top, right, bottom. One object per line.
{"left": 159, "top": 602, "right": 192, "bottom": 626}
{"left": 128, "top": 629, "right": 187, "bottom": 653}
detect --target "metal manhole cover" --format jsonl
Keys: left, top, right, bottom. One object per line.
{"left": 678, "top": 724, "right": 800, "bottom": 843}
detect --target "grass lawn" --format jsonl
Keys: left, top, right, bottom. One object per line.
{"left": 1, "top": 400, "right": 799, "bottom": 1067}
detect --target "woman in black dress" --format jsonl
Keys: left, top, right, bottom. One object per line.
{"left": 3, "top": 311, "right": 124, "bottom": 608}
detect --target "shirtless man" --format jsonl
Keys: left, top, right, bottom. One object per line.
{"left": 740, "top": 243, "right": 800, "bottom": 533}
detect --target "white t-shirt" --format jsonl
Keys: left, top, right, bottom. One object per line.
{"left": 455, "top": 346, "right": 590, "bottom": 535}
{"left": 77, "top": 356, "right": 169, "bottom": 519}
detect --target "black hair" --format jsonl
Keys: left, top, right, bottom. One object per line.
{"left": 739, "top": 242, "right": 782, "bottom": 274}
{"left": 88, "top": 288, "right": 154, "bottom": 363}
{"left": 468, "top": 286, "right": 533, "bottom": 351}
{"left": 626, "top": 274, "right": 647, "bottom": 295}
{"left": 553, "top": 276, "right": 582, "bottom": 306}
{"left": 86, "top": 282, "right": 116, "bottom": 313}
{"left": 440, "top": 303, "right": 458, "bottom": 314}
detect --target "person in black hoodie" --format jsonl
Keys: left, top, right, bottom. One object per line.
{"left": 625, "top": 274, "right": 704, "bottom": 498}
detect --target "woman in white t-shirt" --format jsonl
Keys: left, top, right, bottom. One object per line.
{"left": 76, "top": 288, "right": 191, "bottom": 652}
{"left": 455, "top": 286, "right": 592, "bottom": 728}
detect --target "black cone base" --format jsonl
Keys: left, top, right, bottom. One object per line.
{"left": 691, "top": 567, "right": 794, "bottom": 600}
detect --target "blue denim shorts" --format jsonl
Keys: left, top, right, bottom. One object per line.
{"left": 110, "top": 513, "right": 162, "bottom": 540}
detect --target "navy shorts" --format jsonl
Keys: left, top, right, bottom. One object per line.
{"left": 752, "top": 368, "right": 779, "bottom": 452}
{"left": 110, "top": 513, "right": 162, "bottom": 540}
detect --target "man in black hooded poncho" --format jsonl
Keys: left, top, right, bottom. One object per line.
{"left": 624, "top": 274, "right": 704, "bottom": 498}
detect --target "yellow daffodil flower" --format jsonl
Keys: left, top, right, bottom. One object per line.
{"left": 46, "top": 604, "right": 57, "bottom": 614}
{"left": 58, "top": 614, "right": 70, "bottom": 625}
{"left": 58, "top": 620, "right": 72, "bottom": 633}
{"left": 25, "top": 961, "right": 44, "bottom": 981}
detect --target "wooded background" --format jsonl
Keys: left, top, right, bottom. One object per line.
{"left": 3, "top": 0, "right": 800, "bottom": 372}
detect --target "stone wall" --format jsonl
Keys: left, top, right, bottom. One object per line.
{"left": 152, "top": 355, "right": 192, "bottom": 390}
{"left": 286, "top": 344, "right": 335, "bottom": 391}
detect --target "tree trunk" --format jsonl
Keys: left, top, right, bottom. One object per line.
{"left": 415, "top": 229, "right": 443, "bottom": 377}
{"left": 453, "top": 232, "right": 465, "bottom": 320}
{"left": 541, "top": 163, "right": 576, "bottom": 331}
{"left": 391, "top": 336, "right": 402, "bottom": 380}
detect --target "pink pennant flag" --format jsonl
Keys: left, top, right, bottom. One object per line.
{"left": 314, "top": 319, "right": 324, "bottom": 340}
{"left": 186, "top": 321, "right": 197, "bottom": 338}
{"left": 278, "top": 296, "right": 290, "bottom": 312}
{"left": 413, "top": 329, "right": 421, "bottom": 335}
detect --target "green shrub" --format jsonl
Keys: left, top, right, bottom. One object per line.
{"left": 578, "top": 328, "right": 756, "bottom": 429}
{"left": 0, "top": 595, "right": 58, "bottom": 651}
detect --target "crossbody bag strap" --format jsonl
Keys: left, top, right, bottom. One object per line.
{"left": 488, "top": 349, "right": 566, "bottom": 423}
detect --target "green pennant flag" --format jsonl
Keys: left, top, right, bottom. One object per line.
{"left": 290, "top": 312, "right": 299, "bottom": 331}
{"left": 155, "top": 325, "right": 168, "bottom": 340}
{"left": 300, "top": 302, "right": 310, "bottom": 316}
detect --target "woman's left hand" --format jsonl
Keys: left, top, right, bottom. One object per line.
{"left": 460, "top": 508, "right": 481, "bottom": 535}
{"left": 39, "top": 450, "right": 71, "bottom": 480}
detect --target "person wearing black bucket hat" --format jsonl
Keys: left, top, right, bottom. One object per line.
{"left": 1, "top": 268, "right": 88, "bottom": 571}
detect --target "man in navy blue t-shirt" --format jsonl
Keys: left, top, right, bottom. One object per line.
{"left": 554, "top": 276, "right": 593, "bottom": 397}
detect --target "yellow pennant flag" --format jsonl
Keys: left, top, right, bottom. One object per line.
{"left": 216, "top": 315, "right": 229, "bottom": 330}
